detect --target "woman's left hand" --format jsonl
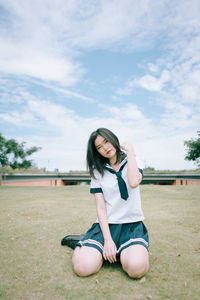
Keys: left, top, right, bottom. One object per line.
{"left": 121, "top": 141, "right": 135, "bottom": 155}
{"left": 103, "top": 238, "right": 117, "bottom": 263}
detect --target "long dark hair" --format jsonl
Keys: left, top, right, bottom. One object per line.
{"left": 87, "top": 128, "right": 123, "bottom": 178}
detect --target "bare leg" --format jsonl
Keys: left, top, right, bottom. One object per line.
{"left": 120, "top": 244, "right": 149, "bottom": 279}
{"left": 72, "top": 246, "right": 103, "bottom": 277}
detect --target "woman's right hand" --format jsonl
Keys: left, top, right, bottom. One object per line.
{"left": 103, "top": 238, "right": 117, "bottom": 263}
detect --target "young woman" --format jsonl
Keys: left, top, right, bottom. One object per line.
{"left": 72, "top": 128, "right": 149, "bottom": 278}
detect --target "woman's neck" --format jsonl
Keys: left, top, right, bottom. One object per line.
{"left": 109, "top": 155, "right": 120, "bottom": 171}
{"left": 109, "top": 156, "right": 116, "bottom": 166}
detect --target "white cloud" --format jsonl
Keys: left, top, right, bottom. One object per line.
{"left": 1, "top": 0, "right": 200, "bottom": 86}
{"left": 117, "top": 86, "right": 133, "bottom": 96}
{"left": 0, "top": 38, "right": 83, "bottom": 85}
{"left": 0, "top": 0, "right": 85, "bottom": 85}
{"left": 0, "top": 111, "right": 36, "bottom": 124}
{"left": 174, "top": 68, "right": 200, "bottom": 104}
{"left": 115, "top": 17, "right": 200, "bottom": 141}
{"left": 138, "top": 75, "right": 163, "bottom": 92}
{"left": 161, "top": 102, "right": 196, "bottom": 130}
{"left": 27, "top": 99, "right": 79, "bottom": 131}
{"left": 99, "top": 103, "right": 152, "bottom": 130}
{"left": 148, "top": 63, "right": 159, "bottom": 73}
{"left": 135, "top": 70, "right": 170, "bottom": 92}
{"left": 117, "top": 70, "right": 171, "bottom": 94}
{"left": 31, "top": 100, "right": 199, "bottom": 170}
{"left": 74, "top": 0, "right": 151, "bottom": 49}
{"left": 29, "top": 79, "right": 95, "bottom": 103}
{"left": 1, "top": 95, "right": 197, "bottom": 171}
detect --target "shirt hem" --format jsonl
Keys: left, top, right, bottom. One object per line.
{"left": 95, "top": 217, "right": 144, "bottom": 224}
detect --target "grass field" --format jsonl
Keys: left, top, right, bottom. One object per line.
{"left": 0, "top": 185, "right": 200, "bottom": 300}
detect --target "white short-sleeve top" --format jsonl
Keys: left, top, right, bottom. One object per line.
{"left": 90, "top": 154, "right": 145, "bottom": 224}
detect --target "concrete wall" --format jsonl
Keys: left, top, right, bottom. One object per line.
{"left": 174, "top": 179, "right": 200, "bottom": 186}
{"left": 2, "top": 179, "right": 65, "bottom": 186}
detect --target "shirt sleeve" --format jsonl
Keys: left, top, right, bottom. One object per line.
{"left": 90, "top": 172, "right": 103, "bottom": 194}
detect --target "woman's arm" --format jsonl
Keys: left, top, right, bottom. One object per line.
{"left": 94, "top": 193, "right": 117, "bottom": 263}
{"left": 121, "top": 141, "right": 142, "bottom": 188}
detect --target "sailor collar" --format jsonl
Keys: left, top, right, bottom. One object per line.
{"left": 104, "top": 152, "right": 128, "bottom": 200}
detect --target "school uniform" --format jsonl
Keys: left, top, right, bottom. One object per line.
{"left": 77, "top": 153, "right": 149, "bottom": 256}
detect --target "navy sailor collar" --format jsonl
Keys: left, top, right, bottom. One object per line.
{"left": 104, "top": 152, "right": 128, "bottom": 200}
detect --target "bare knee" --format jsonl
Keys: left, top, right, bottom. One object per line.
{"left": 72, "top": 257, "right": 91, "bottom": 277}
{"left": 72, "top": 247, "right": 103, "bottom": 277}
{"left": 72, "top": 251, "right": 92, "bottom": 277}
{"left": 120, "top": 245, "right": 149, "bottom": 279}
{"left": 122, "top": 259, "right": 149, "bottom": 279}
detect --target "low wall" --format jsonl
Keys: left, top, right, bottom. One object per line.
{"left": 2, "top": 179, "right": 65, "bottom": 187}
{"left": 174, "top": 179, "right": 200, "bottom": 186}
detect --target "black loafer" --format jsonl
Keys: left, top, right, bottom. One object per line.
{"left": 61, "top": 234, "right": 85, "bottom": 249}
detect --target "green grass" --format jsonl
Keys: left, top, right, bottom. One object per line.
{"left": 0, "top": 185, "right": 200, "bottom": 300}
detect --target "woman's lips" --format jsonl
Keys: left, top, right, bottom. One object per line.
{"left": 106, "top": 149, "right": 112, "bottom": 154}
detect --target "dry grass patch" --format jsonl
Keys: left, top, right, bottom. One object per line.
{"left": 0, "top": 185, "right": 200, "bottom": 300}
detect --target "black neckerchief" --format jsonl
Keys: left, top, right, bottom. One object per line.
{"left": 104, "top": 153, "right": 128, "bottom": 200}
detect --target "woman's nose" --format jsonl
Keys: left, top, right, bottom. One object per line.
{"left": 103, "top": 144, "right": 108, "bottom": 150}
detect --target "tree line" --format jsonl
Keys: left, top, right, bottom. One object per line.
{"left": 184, "top": 131, "right": 200, "bottom": 167}
{"left": 0, "top": 133, "right": 41, "bottom": 170}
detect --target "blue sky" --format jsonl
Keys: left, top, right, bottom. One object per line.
{"left": 0, "top": 0, "right": 200, "bottom": 171}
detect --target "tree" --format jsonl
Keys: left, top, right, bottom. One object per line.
{"left": 184, "top": 131, "right": 200, "bottom": 167}
{"left": 0, "top": 133, "right": 41, "bottom": 169}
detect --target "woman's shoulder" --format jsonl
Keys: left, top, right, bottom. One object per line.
{"left": 92, "top": 168, "right": 102, "bottom": 179}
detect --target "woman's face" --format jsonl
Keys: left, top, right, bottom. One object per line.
{"left": 94, "top": 135, "right": 116, "bottom": 160}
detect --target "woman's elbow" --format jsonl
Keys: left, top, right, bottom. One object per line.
{"left": 128, "top": 175, "right": 142, "bottom": 188}
{"left": 129, "top": 181, "right": 140, "bottom": 188}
